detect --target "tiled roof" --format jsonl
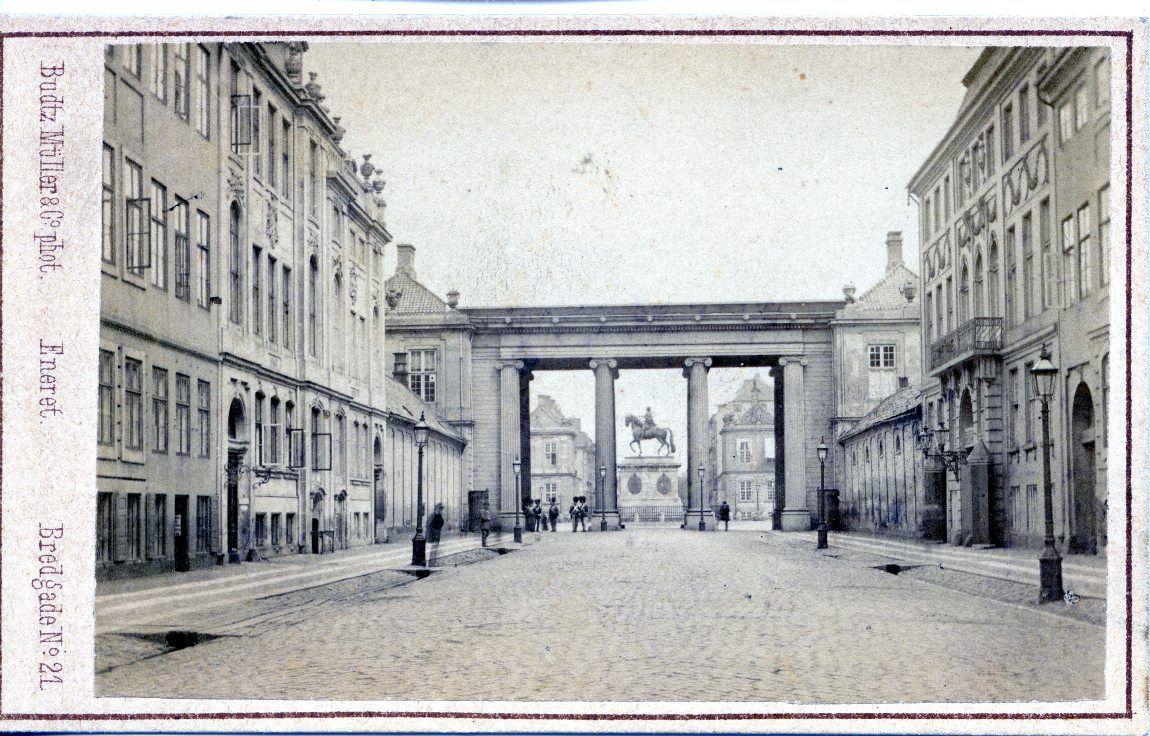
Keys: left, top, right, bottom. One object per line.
{"left": 841, "top": 263, "right": 919, "bottom": 316}
{"left": 732, "top": 374, "right": 771, "bottom": 402}
{"left": 838, "top": 384, "right": 922, "bottom": 443}
{"left": 384, "top": 376, "right": 463, "bottom": 442}
{"left": 384, "top": 271, "right": 448, "bottom": 315}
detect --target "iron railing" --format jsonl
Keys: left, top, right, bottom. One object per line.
{"left": 929, "top": 317, "right": 1003, "bottom": 372}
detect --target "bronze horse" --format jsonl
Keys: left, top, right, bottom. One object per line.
{"left": 623, "top": 415, "right": 676, "bottom": 457}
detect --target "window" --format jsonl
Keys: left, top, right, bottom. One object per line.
{"left": 332, "top": 275, "right": 343, "bottom": 372}
{"left": 152, "top": 494, "right": 167, "bottom": 557}
{"left": 924, "top": 291, "right": 933, "bottom": 344}
{"left": 1099, "top": 185, "right": 1111, "bottom": 287}
{"left": 308, "top": 257, "right": 320, "bottom": 357}
{"left": 738, "top": 440, "right": 752, "bottom": 464}
{"left": 878, "top": 439, "right": 884, "bottom": 457}
{"left": 1005, "top": 226, "right": 1017, "bottom": 325}
{"left": 267, "top": 103, "right": 277, "bottom": 188}
{"left": 149, "top": 181, "right": 168, "bottom": 289}
{"left": 196, "top": 495, "right": 212, "bottom": 552}
{"left": 282, "top": 266, "right": 293, "bottom": 351}
{"left": 97, "top": 493, "right": 114, "bottom": 562}
{"left": 150, "top": 44, "right": 167, "bottom": 102}
{"left": 336, "top": 414, "right": 347, "bottom": 478}
{"left": 251, "top": 89, "right": 263, "bottom": 177}
{"left": 255, "top": 513, "right": 267, "bottom": 546}
{"left": 193, "top": 45, "right": 210, "bottom": 138}
{"left": 172, "top": 43, "right": 190, "bottom": 120}
{"left": 152, "top": 367, "right": 169, "bottom": 453}
{"left": 1018, "top": 84, "right": 1031, "bottom": 144}
{"left": 1021, "top": 212, "right": 1033, "bottom": 320}
{"left": 1078, "top": 203, "right": 1093, "bottom": 299}
{"left": 175, "top": 374, "right": 190, "bottom": 455}
{"left": 267, "top": 256, "right": 277, "bottom": 344}
{"left": 1002, "top": 103, "right": 1014, "bottom": 161}
{"left": 251, "top": 245, "right": 263, "bottom": 336}
{"left": 739, "top": 480, "right": 753, "bottom": 502}
{"left": 545, "top": 441, "right": 558, "bottom": 466}
{"left": 124, "top": 159, "right": 149, "bottom": 274}
{"left": 308, "top": 140, "right": 319, "bottom": 217}
{"left": 269, "top": 397, "right": 281, "bottom": 465}
{"left": 196, "top": 211, "right": 211, "bottom": 309}
{"left": 1062, "top": 215, "right": 1076, "bottom": 304}
{"left": 894, "top": 434, "right": 902, "bottom": 454}
{"left": 1039, "top": 198, "right": 1054, "bottom": 310}
{"left": 1009, "top": 368, "right": 1020, "bottom": 449}
{"left": 923, "top": 196, "right": 932, "bottom": 236}
{"left": 984, "top": 124, "right": 995, "bottom": 175}
{"left": 124, "top": 358, "right": 143, "bottom": 451}
{"left": 1074, "top": 84, "right": 1089, "bottom": 131}
{"left": 281, "top": 120, "right": 292, "bottom": 198}
{"left": 197, "top": 380, "right": 211, "bottom": 457}
{"left": 1024, "top": 361, "right": 1035, "bottom": 445}
{"left": 945, "top": 276, "right": 954, "bottom": 331}
{"left": 127, "top": 493, "right": 142, "bottom": 559}
{"left": 98, "top": 350, "right": 115, "bottom": 446}
{"left": 271, "top": 513, "right": 281, "bottom": 547}
{"left": 101, "top": 145, "right": 115, "bottom": 264}
{"left": 254, "top": 394, "right": 265, "bottom": 465}
{"left": 1102, "top": 354, "right": 1110, "bottom": 448}
{"left": 943, "top": 175, "right": 951, "bottom": 219}
{"left": 868, "top": 344, "right": 896, "bottom": 368}
{"left": 409, "top": 349, "right": 437, "bottom": 403}
{"left": 173, "top": 198, "right": 190, "bottom": 301}
{"left": 286, "top": 513, "right": 296, "bottom": 547}
{"left": 1096, "top": 54, "right": 1111, "bottom": 107}
{"left": 229, "top": 204, "right": 242, "bottom": 324}
{"left": 1059, "top": 101, "right": 1075, "bottom": 144}
{"left": 122, "top": 44, "right": 142, "bottom": 77}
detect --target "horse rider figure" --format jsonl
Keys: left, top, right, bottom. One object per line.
{"left": 643, "top": 406, "right": 656, "bottom": 433}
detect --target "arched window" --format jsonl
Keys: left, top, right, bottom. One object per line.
{"left": 958, "top": 261, "right": 970, "bottom": 324}
{"left": 973, "top": 250, "right": 985, "bottom": 317}
{"left": 988, "top": 234, "right": 1001, "bottom": 318}
{"left": 308, "top": 255, "right": 320, "bottom": 357}
{"left": 332, "top": 272, "right": 343, "bottom": 373}
{"left": 229, "top": 202, "right": 243, "bottom": 325}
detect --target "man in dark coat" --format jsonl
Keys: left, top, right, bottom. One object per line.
{"left": 428, "top": 503, "right": 446, "bottom": 563}
{"left": 719, "top": 501, "right": 731, "bottom": 531}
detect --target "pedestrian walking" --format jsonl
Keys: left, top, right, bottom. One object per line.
{"left": 719, "top": 501, "right": 731, "bottom": 531}
{"left": 428, "top": 502, "right": 445, "bottom": 563}
{"left": 479, "top": 500, "right": 493, "bottom": 547}
{"left": 548, "top": 499, "right": 560, "bottom": 532}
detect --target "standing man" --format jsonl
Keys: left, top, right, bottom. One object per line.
{"left": 719, "top": 500, "right": 731, "bottom": 531}
{"left": 479, "top": 500, "right": 493, "bottom": 548}
{"left": 548, "top": 498, "right": 560, "bottom": 532}
{"left": 428, "top": 503, "right": 446, "bottom": 563}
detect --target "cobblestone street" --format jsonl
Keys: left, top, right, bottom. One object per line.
{"left": 97, "top": 528, "right": 1105, "bottom": 704}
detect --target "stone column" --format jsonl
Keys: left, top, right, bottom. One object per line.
{"left": 589, "top": 359, "right": 620, "bottom": 529}
{"left": 771, "top": 365, "right": 786, "bottom": 530}
{"left": 684, "top": 357, "right": 713, "bottom": 529}
{"left": 519, "top": 369, "right": 534, "bottom": 509}
{"left": 498, "top": 360, "right": 525, "bottom": 526}
{"left": 779, "top": 357, "right": 811, "bottom": 531}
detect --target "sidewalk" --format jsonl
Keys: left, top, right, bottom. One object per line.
{"left": 823, "top": 531, "right": 1108, "bottom": 599}
{"left": 96, "top": 530, "right": 512, "bottom": 634}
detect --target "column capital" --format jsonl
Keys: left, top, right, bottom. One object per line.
{"left": 588, "top": 358, "right": 618, "bottom": 371}
{"left": 777, "top": 356, "right": 807, "bottom": 367}
{"left": 683, "top": 357, "right": 713, "bottom": 370}
{"left": 497, "top": 359, "right": 526, "bottom": 371}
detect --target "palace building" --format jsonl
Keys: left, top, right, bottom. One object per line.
{"left": 98, "top": 41, "right": 463, "bottom": 579}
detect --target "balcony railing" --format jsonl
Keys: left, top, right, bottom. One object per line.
{"left": 929, "top": 317, "right": 1003, "bottom": 372}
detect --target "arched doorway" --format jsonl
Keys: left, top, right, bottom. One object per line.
{"left": 1070, "top": 382, "right": 1098, "bottom": 554}
{"left": 958, "top": 389, "right": 974, "bottom": 450}
{"left": 310, "top": 488, "right": 324, "bottom": 554}
{"left": 373, "top": 435, "right": 385, "bottom": 542}
{"left": 225, "top": 397, "right": 247, "bottom": 562}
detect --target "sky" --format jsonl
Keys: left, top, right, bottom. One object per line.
{"left": 307, "top": 40, "right": 980, "bottom": 454}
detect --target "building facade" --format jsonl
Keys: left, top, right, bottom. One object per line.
{"left": 706, "top": 374, "right": 777, "bottom": 520}
{"left": 98, "top": 41, "right": 461, "bottom": 579}
{"left": 909, "top": 46, "right": 1111, "bottom": 552}
{"left": 529, "top": 395, "right": 596, "bottom": 518}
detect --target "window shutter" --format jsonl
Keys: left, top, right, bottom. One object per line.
{"left": 113, "top": 492, "right": 128, "bottom": 562}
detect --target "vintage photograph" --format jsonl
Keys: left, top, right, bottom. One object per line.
{"left": 88, "top": 34, "right": 1121, "bottom": 708}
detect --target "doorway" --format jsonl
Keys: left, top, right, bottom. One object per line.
{"left": 1070, "top": 382, "right": 1097, "bottom": 554}
{"left": 174, "top": 494, "right": 190, "bottom": 572}
{"left": 311, "top": 516, "right": 320, "bottom": 554}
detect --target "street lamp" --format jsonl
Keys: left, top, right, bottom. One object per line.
{"left": 512, "top": 458, "right": 523, "bottom": 544}
{"left": 816, "top": 438, "right": 829, "bottom": 549}
{"left": 411, "top": 413, "right": 429, "bottom": 567}
{"left": 598, "top": 465, "right": 607, "bottom": 531}
{"left": 697, "top": 465, "right": 706, "bottom": 531}
{"left": 1031, "top": 347, "right": 1064, "bottom": 603}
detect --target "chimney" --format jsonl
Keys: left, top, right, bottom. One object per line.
{"left": 395, "top": 244, "right": 416, "bottom": 278}
{"left": 886, "top": 231, "right": 904, "bottom": 272}
{"left": 392, "top": 351, "right": 408, "bottom": 384}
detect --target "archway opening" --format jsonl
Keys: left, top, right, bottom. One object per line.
{"left": 1070, "top": 382, "right": 1098, "bottom": 554}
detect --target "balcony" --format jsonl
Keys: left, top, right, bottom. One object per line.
{"left": 929, "top": 317, "right": 1003, "bottom": 374}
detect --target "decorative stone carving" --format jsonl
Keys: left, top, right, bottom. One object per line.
{"left": 265, "top": 201, "right": 279, "bottom": 248}
{"left": 349, "top": 267, "right": 360, "bottom": 302}
{"left": 385, "top": 288, "right": 402, "bottom": 310}
{"left": 1003, "top": 137, "right": 1049, "bottom": 218}
{"left": 372, "top": 176, "right": 386, "bottom": 194}
{"left": 332, "top": 116, "right": 345, "bottom": 144}
{"left": 360, "top": 154, "right": 375, "bottom": 180}
{"left": 304, "top": 72, "right": 324, "bottom": 102}
{"left": 446, "top": 289, "right": 460, "bottom": 308}
{"left": 227, "top": 168, "right": 245, "bottom": 206}
{"left": 285, "top": 42, "right": 307, "bottom": 83}
{"left": 331, "top": 253, "right": 343, "bottom": 276}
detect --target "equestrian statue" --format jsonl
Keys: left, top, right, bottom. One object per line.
{"left": 623, "top": 407, "right": 676, "bottom": 457}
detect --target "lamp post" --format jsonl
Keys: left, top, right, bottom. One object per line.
{"left": 512, "top": 458, "right": 523, "bottom": 544}
{"left": 411, "top": 413, "right": 429, "bottom": 566}
{"left": 697, "top": 465, "right": 706, "bottom": 531}
{"left": 816, "top": 438, "right": 829, "bottom": 549}
{"left": 598, "top": 465, "right": 607, "bottom": 531}
{"left": 1031, "top": 348, "right": 1064, "bottom": 603}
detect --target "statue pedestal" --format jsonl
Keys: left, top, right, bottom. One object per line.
{"left": 616, "top": 456, "right": 685, "bottom": 523}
